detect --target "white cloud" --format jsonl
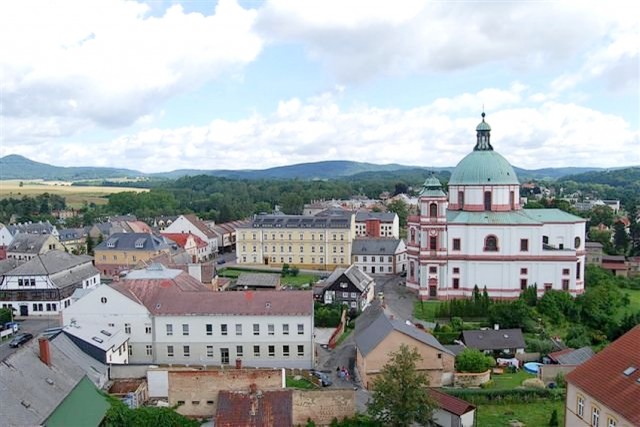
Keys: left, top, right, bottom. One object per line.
{"left": 4, "top": 88, "right": 637, "bottom": 172}
{"left": 0, "top": 0, "right": 262, "bottom": 132}
{"left": 256, "top": 0, "right": 617, "bottom": 82}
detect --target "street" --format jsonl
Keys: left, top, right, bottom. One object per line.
{"left": 0, "top": 317, "right": 61, "bottom": 361}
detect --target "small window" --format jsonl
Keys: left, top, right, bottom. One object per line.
{"left": 183, "top": 345, "right": 190, "bottom": 357}
{"left": 254, "top": 345, "right": 260, "bottom": 357}
{"left": 452, "top": 238, "right": 461, "bottom": 251}
{"left": 520, "top": 239, "right": 529, "bottom": 252}
{"left": 166, "top": 324, "right": 173, "bottom": 336}
{"left": 283, "top": 345, "right": 290, "bottom": 357}
{"left": 220, "top": 324, "right": 227, "bottom": 336}
{"left": 577, "top": 396, "right": 584, "bottom": 418}
{"left": 297, "top": 324, "right": 304, "bottom": 335}
{"left": 453, "top": 278, "right": 459, "bottom": 289}
{"left": 182, "top": 324, "right": 189, "bottom": 336}
{"left": 206, "top": 345, "right": 213, "bottom": 358}
{"left": 429, "top": 266, "right": 437, "bottom": 274}
{"left": 167, "top": 345, "right": 174, "bottom": 357}
{"left": 297, "top": 345, "right": 304, "bottom": 356}
{"left": 145, "top": 325, "right": 152, "bottom": 334}
{"left": 592, "top": 406, "right": 600, "bottom": 427}
{"left": 124, "top": 323, "right": 131, "bottom": 334}
{"left": 520, "top": 279, "right": 527, "bottom": 290}
{"left": 146, "top": 345, "right": 153, "bottom": 356}
{"left": 283, "top": 324, "right": 289, "bottom": 335}
{"left": 236, "top": 345, "right": 243, "bottom": 357}
{"left": 520, "top": 268, "right": 527, "bottom": 275}
{"left": 562, "top": 279, "right": 570, "bottom": 290}
{"left": 268, "top": 324, "right": 274, "bottom": 336}
{"left": 562, "top": 268, "right": 570, "bottom": 275}
{"left": 453, "top": 267, "right": 460, "bottom": 274}
{"left": 100, "top": 297, "right": 107, "bottom": 304}
{"left": 268, "top": 345, "right": 275, "bottom": 357}
{"left": 236, "top": 324, "right": 242, "bottom": 336}
{"left": 253, "top": 324, "right": 260, "bottom": 336}
{"left": 575, "top": 236, "right": 581, "bottom": 248}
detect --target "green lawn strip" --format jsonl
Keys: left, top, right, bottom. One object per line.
{"left": 476, "top": 400, "right": 564, "bottom": 426}
{"left": 281, "top": 274, "right": 318, "bottom": 287}
{"left": 619, "top": 289, "right": 640, "bottom": 318}
{"left": 490, "top": 370, "right": 536, "bottom": 389}
{"left": 285, "top": 376, "right": 316, "bottom": 389}
{"left": 413, "top": 301, "right": 442, "bottom": 322}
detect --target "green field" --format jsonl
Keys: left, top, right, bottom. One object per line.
{"left": 0, "top": 180, "right": 148, "bottom": 208}
{"left": 620, "top": 288, "right": 640, "bottom": 318}
{"left": 476, "top": 400, "right": 564, "bottom": 426}
{"left": 491, "top": 370, "right": 537, "bottom": 389}
{"left": 413, "top": 301, "right": 442, "bottom": 322}
{"left": 218, "top": 268, "right": 319, "bottom": 288}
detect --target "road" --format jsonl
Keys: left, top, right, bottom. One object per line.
{"left": 374, "top": 273, "right": 417, "bottom": 322}
{"left": 0, "top": 317, "right": 61, "bottom": 361}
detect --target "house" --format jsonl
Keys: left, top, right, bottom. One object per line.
{"left": 461, "top": 328, "right": 525, "bottom": 355}
{"left": 585, "top": 241, "right": 604, "bottom": 265}
{"left": 87, "top": 215, "right": 150, "bottom": 239}
{"left": 6, "top": 233, "right": 61, "bottom": 262}
{"left": 352, "top": 238, "right": 407, "bottom": 274}
{"left": 0, "top": 337, "right": 110, "bottom": 427}
{"left": 565, "top": 325, "right": 640, "bottom": 427}
{"left": 355, "top": 305, "right": 455, "bottom": 389}
{"left": 163, "top": 214, "right": 218, "bottom": 259}
{"left": 601, "top": 255, "right": 629, "bottom": 277}
{"left": 212, "top": 219, "right": 250, "bottom": 253}
{"left": 161, "top": 232, "right": 208, "bottom": 262}
{"left": 94, "top": 232, "right": 171, "bottom": 277}
{"left": 316, "top": 264, "right": 375, "bottom": 310}
{"left": 63, "top": 323, "right": 129, "bottom": 364}
{"left": 0, "top": 250, "right": 100, "bottom": 316}
{"left": 139, "top": 251, "right": 218, "bottom": 286}
{"left": 0, "top": 222, "right": 14, "bottom": 248}
{"left": 234, "top": 272, "right": 281, "bottom": 291}
{"left": 548, "top": 346, "right": 595, "bottom": 365}
{"left": 57, "top": 227, "right": 87, "bottom": 253}
{"left": 429, "top": 389, "right": 476, "bottom": 427}
{"left": 236, "top": 211, "right": 356, "bottom": 270}
{"left": 62, "top": 264, "right": 315, "bottom": 368}
{"left": 354, "top": 211, "right": 400, "bottom": 239}
{"left": 406, "top": 115, "right": 586, "bottom": 300}
{"left": 6, "top": 220, "right": 59, "bottom": 237}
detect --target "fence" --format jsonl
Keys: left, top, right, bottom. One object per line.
{"left": 327, "top": 309, "right": 347, "bottom": 349}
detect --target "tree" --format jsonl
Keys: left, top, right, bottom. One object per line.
{"left": 103, "top": 396, "right": 199, "bottom": 427}
{"left": 368, "top": 344, "right": 435, "bottom": 427}
{"left": 520, "top": 284, "right": 538, "bottom": 307}
{"left": 589, "top": 205, "right": 614, "bottom": 228}
{"left": 0, "top": 307, "right": 13, "bottom": 324}
{"left": 538, "top": 290, "right": 575, "bottom": 323}
{"left": 613, "top": 221, "right": 630, "bottom": 254}
{"left": 548, "top": 409, "right": 559, "bottom": 427}
{"left": 86, "top": 234, "right": 95, "bottom": 255}
{"left": 455, "top": 348, "right": 494, "bottom": 373}
{"left": 489, "top": 299, "right": 536, "bottom": 331}
{"left": 386, "top": 199, "right": 409, "bottom": 228}
{"left": 280, "top": 192, "right": 304, "bottom": 215}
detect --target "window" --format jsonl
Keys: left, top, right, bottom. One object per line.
{"left": 254, "top": 345, "right": 260, "bottom": 357}
{"left": 297, "top": 324, "right": 304, "bottom": 335}
{"left": 592, "top": 406, "right": 600, "bottom": 426}
{"left": 577, "top": 262, "right": 581, "bottom": 279}
{"left": 206, "top": 345, "right": 214, "bottom": 358}
{"left": 297, "top": 345, "right": 304, "bottom": 356}
{"left": 453, "top": 267, "right": 460, "bottom": 274}
{"left": 520, "top": 239, "right": 529, "bottom": 251}
{"left": 458, "top": 191, "right": 465, "bottom": 209}
{"left": 283, "top": 324, "right": 289, "bottom": 335}
{"left": 484, "top": 235, "right": 498, "bottom": 252}
{"left": 350, "top": 292, "right": 357, "bottom": 298}
{"left": 100, "top": 297, "right": 107, "bottom": 304}
{"left": 607, "top": 417, "right": 617, "bottom": 427}
{"left": 520, "top": 279, "right": 527, "bottom": 290}
{"left": 145, "top": 324, "right": 152, "bottom": 334}
{"left": 183, "top": 345, "right": 190, "bottom": 357}
{"left": 453, "top": 278, "right": 459, "bottom": 289}
{"left": 268, "top": 345, "right": 275, "bottom": 357}
{"left": 166, "top": 324, "right": 173, "bottom": 336}
{"left": 577, "top": 396, "right": 584, "bottom": 417}
{"left": 510, "top": 191, "right": 515, "bottom": 209}
{"left": 575, "top": 236, "right": 581, "bottom": 249}
{"left": 128, "top": 345, "right": 133, "bottom": 356}
{"left": 562, "top": 279, "right": 570, "bottom": 290}
{"left": 545, "top": 283, "right": 552, "bottom": 291}
{"left": 452, "top": 238, "right": 461, "bottom": 251}
{"left": 520, "top": 268, "right": 528, "bottom": 275}
{"left": 484, "top": 191, "right": 492, "bottom": 211}
{"left": 268, "top": 324, "right": 274, "bottom": 335}
{"left": 429, "top": 203, "right": 437, "bottom": 218}
{"left": 146, "top": 345, "right": 153, "bottom": 356}
{"left": 235, "top": 324, "right": 242, "bottom": 336}
{"left": 253, "top": 324, "right": 260, "bottom": 335}
{"left": 167, "top": 345, "right": 174, "bottom": 357}
{"left": 543, "top": 235, "right": 549, "bottom": 245}
{"left": 182, "top": 324, "right": 189, "bottom": 336}
{"left": 237, "top": 345, "right": 243, "bottom": 357}
{"left": 429, "top": 266, "right": 437, "bottom": 274}
{"left": 429, "top": 236, "right": 437, "bottom": 250}
{"left": 220, "top": 324, "right": 227, "bottom": 336}
{"left": 125, "top": 323, "right": 131, "bottom": 334}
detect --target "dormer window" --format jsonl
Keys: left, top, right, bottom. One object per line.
{"left": 106, "top": 238, "right": 118, "bottom": 248}
{"left": 134, "top": 238, "right": 146, "bottom": 249}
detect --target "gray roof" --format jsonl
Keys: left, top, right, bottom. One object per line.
{"left": 7, "top": 233, "right": 55, "bottom": 254}
{"left": 242, "top": 213, "right": 353, "bottom": 229}
{"left": 5, "top": 250, "right": 93, "bottom": 277}
{"left": 355, "top": 308, "right": 453, "bottom": 357}
{"left": 352, "top": 238, "right": 402, "bottom": 255}
{"left": 355, "top": 211, "right": 396, "bottom": 222}
{"left": 322, "top": 264, "right": 373, "bottom": 292}
{"left": 63, "top": 324, "right": 128, "bottom": 353}
{"left": 50, "top": 333, "right": 108, "bottom": 388}
{"left": 57, "top": 228, "right": 86, "bottom": 242}
{"left": 444, "top": 344, "right": 466, "bottom": 356}
{"left": 0, "top": 258, "right": 19, "bottom": 275}
{"left": 94, "top": 232, "right": 169, "bottom": 251}
{"left": 462, "top": 329, "right": 525, "bottom": 350}
{"left": 586, "top": 241, "right": 604, "bottom": 248}
{"left": 51, "top": 264, "right": 100, "bottom": 289}
{"left": 7, "top": 221, "right": 55, "bottom": 236}
{"left": 0, "top": 338, "right": 89, "bottom": 426}
{"left": 236, "top": 273, "right": 280, "bottom": 288}
{"left": 553, "top": 347, "right": 595, "bottom": 365}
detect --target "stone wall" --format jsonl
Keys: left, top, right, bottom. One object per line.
{"left": 292, "top": 389, "right": 356, "bottom": 426}
{"left": 454, "top": 370, "right": 491, "bottom": 388}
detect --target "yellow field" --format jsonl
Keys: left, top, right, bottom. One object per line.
{"left": 0, "top": 180, "right": 149, "bottom": 207}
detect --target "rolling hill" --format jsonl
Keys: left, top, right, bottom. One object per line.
{"left": 0, "top": 154, "right": 141, "bottom": 180}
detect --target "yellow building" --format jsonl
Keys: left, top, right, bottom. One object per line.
{"left": 94, "top": 233, "right": 171, "bottom": 277}
{"left": 235, "top": 212, "right": 355, "bottom": 270}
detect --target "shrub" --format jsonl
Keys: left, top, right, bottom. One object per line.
{"left": 522, "top": 378, "right": 545, "bottom": 389}
{"left": 442, "top": 387, "right": 564, "bottom": 405}
{"left": 479, "top": 380, "right": 494, "bottom": 389}
{"left": 455, "top": 349, "right": 494, "bottom": 373}
{"left": 554, "top": 372, "right": 566, "bottom": 388}
{"left": 549, "top": 409, "right": 559, "bottom": 427}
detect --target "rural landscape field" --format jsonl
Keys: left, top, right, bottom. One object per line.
{"left": 0, "top": 180, "right": 148, "bottom": 208}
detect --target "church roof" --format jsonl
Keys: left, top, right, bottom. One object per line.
{"left": 449, "top": 150, "right": 519, "bottom": 185}
{"left": 446, "top": 208, "right": 586, "bottom": 225}
{"left": 418, "top": 175, "right": 446, "bottom": 197}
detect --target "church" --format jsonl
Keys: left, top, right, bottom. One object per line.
{"left": 406, "top": 114, "right": 586, "bottom": 300}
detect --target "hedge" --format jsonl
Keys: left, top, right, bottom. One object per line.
{"left": 441, "top": 387, "right": 565, "bottom": 405}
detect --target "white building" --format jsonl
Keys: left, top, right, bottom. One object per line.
{"left": 163, "top": 214, "right": 218, "bottom": 259}
{"left": 63, "top": 265, "right": 315, "bottom": 368}
{"left": 0, "top": 222, "right": 14, "bottom": 248}
{"left": 354, "top": 211, "right": 400, "bottom": 239}
{"left": 352, "top": 239, "right": 407, "bottom": 275}
{"left": 0, "top": 250, "right": 100, "bottom": 316}
{"left": 406, "top": 114, "right": 586, "bottom": 300}
{"left": 63, "top": 323, "right": 129, "bottom": 365}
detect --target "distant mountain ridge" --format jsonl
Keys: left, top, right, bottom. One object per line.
{"left": 0, "top": 154, "right": 623, "bottom": 182}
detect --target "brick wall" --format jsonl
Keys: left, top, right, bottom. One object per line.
{"left": 292, "top": 389, "right": 356, "bottom": 426}
{"left": 169, "top": 368, "right": 283, "bottom": 417}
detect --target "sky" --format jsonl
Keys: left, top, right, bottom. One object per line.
{"left": 0, "top": 0, "right": 638, "bottom": 173}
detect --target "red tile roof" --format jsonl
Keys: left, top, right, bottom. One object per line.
{"left": 565, "top": 325, "right": 640, "bottom": 425}
{"left": 215, "top": 389, "right": 292, "bottom": 427}
{"left": 429, "top": 389, "right": 475, "bottom": 416}
{"left": 112, "top": 272, "right": 312, "bottom": 316}
{"left": 161, "top": 232, "right": 207, "bottom": 249}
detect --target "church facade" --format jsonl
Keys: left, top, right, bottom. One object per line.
{"left": 406, "top": 114, "right": 586, "bottom": 300}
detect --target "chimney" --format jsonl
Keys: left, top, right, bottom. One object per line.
{"left": 235, "top": 358, "right": 242, "bottom": 369}
{"left": 39, "top": 338, "right": 51, "bottom": 366}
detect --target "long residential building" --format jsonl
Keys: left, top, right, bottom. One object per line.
{"left": 62, "top": 265, "right": 315, "bottom": 369}
{"left": 235, "top": 212, "right": 355, "bottom": 270}
{"left": 354, "top": 211, "right": 399, "bottom": 239}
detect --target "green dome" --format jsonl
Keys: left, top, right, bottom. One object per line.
{"left": 449, "top": 150, "right": 519, "bottom": 185}
{"left": 476, "top": 121, "right": 491, "bottom": 131}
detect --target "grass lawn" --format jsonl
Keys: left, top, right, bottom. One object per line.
{"left": 217, "top": 268, "right": 318, "bottom": 288}
{"left": 491, "top": 370, "right": 536, "bottom": 389}
{"left": 477, "top": 400, "right": 564, "bottom": 426}
{"left": 285, "top": 376, "right": 316, "bottom": 389}
{"left": 413, "top": 300, "right": 442, "bottom": 322}
{"left": 619, "top": 288, "right": 640, "bottom": 318}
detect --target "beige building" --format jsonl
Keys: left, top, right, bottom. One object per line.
{"left": 94, "top": 233, "right": 171, "bottom": 277}
{"left": 565, "top": 325, "right": 640, "bottom": 427}
{"left": 6, "top": 233, "right": 61, "bottom": 262}
{"left": 235, "top": 212, "right": 355, "bottom": 270}
{"left": 354, "top": 306, "right": 455, "bottom": 389}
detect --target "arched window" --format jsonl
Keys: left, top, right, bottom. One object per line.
{"left": 484, "top": 191, "right": 492, "bottom": 211}
{"left": 484, "top": 235, "right": 498, "bottom": 252}
{"left": 410, "top": 262, "right": 415, "bottom": 279}
{"left": 429, "top": 203, "right": 438, "bottom": 218}
{"left": 458, "top": 191, "right": 465, "bottom": 210}
{"left": 574, "top": 236, "right": 581, "bottom": 249}
{"left": 410, "top": 228, "right": 416, "bottom": 243}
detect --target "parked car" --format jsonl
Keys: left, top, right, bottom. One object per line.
{"left": 9, "top": 333, "right": 33, "bottom": 348}
{"left": 310, "top": 370, "right": 333, "bottom": 387}
{"left": 216, "top": 259, "right": 226, "bottom": 265}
